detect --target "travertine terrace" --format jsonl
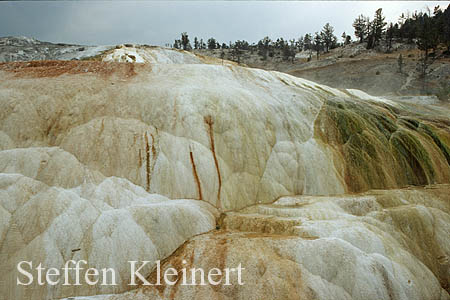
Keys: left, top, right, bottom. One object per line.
{"left": 0, "top": 46, "right": 449, "bottom": 299}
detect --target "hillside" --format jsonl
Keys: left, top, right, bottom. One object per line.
{"left": 194, "top": 42, "right": 450, "bottom": 100}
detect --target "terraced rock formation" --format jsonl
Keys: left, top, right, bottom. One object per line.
{"left": 110, "top": 186, "right": 450, "bottom": 300}
{"left": 0, "top": 47, "right": 449, "bottom": 299}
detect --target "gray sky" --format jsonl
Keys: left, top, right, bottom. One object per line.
{"left": 0, "top": 1, "right": 447, "bottom": 46}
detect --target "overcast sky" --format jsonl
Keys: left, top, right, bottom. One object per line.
{"left": 0, "top": 1, "right": 447, "bottom": 46}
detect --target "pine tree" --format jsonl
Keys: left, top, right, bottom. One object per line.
{"left": 320, "top": 23, "right": 337, "bottom": 53}
{"left": 416, "top": 11, "right": 440, "bottom": 93}
{"left": 297, "top": 36, "right": 304, "bottom": 51}
{"left": 416, "top": 12, "right": 438, "bottom": 54}
{"left": 194, "top": 37, "right": 199, "bottom": 50}
{"left": 181, "top": 32, "right": 191, "bottom": 50}
{"left": 303, "top": 34, "right": 312, "bottom": 50}
{"left": 289, "top": 39, "right": 297, "bottom": 62}
{"left": 231, "top": 43, "right": 242, "bottom": 64}
{"left": 257, "top": 36, "right": 271, "bottom": 60}
{"left": 353, "top": 14, "right": 368, "bottom": 43}
{"left": 386, "top": 23, "right": 394, "bottom": 52}
{"left": 345, "top": 35, "right": 352, "bottom": 45}
{"left": 281, "top": 39, "right": 295, "bottom": 62}
{"left": 372, "top": 8, "right": 387, "bottom": 47}
{"left": 438, "top": 4, "right": 450, "bottom": 52}
{"left": 366, "top": 21, "right": 375, "bottom": 49}
{"left": 397, "top": 13, "right": 407, "bottom": 42}
{"left": 282, "top": 41, "right": 290, "bottom": 61}
{"left": 303, "top": 34, "right": 313, "bottom": 60}
{"left": 207, "top": 38, "right": 217, "bottom": 50}
{"left": 365, "top": 17, "right": 372, "bottom": 43}
{"left": 313, "top": 32, "right": 322, "bottom": 60}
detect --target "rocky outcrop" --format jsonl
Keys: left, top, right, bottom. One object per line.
{"left": 0, "top": 47, "right": 449, "bottom": 299}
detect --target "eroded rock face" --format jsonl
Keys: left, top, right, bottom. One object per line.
{"left": 0, "top": 170, "right": 217, "bottom": 299}
{"left": 0, "top": 48, "right": 449, "bottom": 299}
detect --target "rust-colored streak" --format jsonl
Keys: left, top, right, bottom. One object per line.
{"left": 144, "top": 132, "right": 150, "bottom": 192}
{"left": 204, "top": 115, "right": 222, "bottom": 208}
{"left": 210, "top": 236, "right": 228, "bottom": 294}
{"left": 142, "top": 132, "right": 159, "bottom": 192}
{"left": 168, "top": 247, "right": 196, "bottom": 299}
{"left": 150, "top": 133, "right": 157, "bottom": 161}
{"left": 138, "top": 149, "right": 142, "bottom": 167}
{"left": 189, "top": 150, "right": 203, "bottom": 200}
{"left": 144, "top": 240, "right": 194, "bottom": 297}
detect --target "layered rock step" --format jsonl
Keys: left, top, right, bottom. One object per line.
{"left": 220, "top": 212, "right": 306, "bottom": 237}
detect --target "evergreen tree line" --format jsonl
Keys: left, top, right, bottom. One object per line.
{"left": 171, "top": 4, "right": 450, "bottom": 62}
{"left": 354, "top": 4, "right": 450, "bottom": 53}
{"left": 172, "top": 22, "right": 341, "bottom": 62}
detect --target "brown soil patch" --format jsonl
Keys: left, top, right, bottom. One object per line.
{"left": 0, "top": 60, "right": 141, "bottom": 79}
{"left": 288, "top": 56, "right": 397, "bottom": 75}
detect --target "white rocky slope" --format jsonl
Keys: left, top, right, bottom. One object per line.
{"left": 0, "top": 36, "right": 233, "bottom": 66}
{"left": 0, "top": 36, "right": 114, "bottom": 62}
{"left": 102, "top": 45, "right": 232, "bottom": 65}
{"left": 0, "top": 47, "right": 449, "bottom": 300}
